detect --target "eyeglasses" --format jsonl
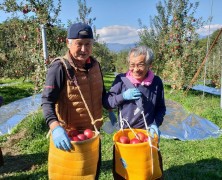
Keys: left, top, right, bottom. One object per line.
{"left": 129, "top": 63, "right": 146, "bottom": 69}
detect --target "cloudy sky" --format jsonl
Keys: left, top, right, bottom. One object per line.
{"left": 62, "top": 0, "right": 222, "bottom": 44}
{"left": 1, "top": 0, "right": 222, "bottom": 44}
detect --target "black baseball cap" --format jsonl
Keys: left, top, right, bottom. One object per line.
{"left": 67, "top": 22, "right": 93, "bottom": 39}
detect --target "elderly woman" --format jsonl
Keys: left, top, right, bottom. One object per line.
{"left": 104, "top": 46, "right": 166, "bottom": 180}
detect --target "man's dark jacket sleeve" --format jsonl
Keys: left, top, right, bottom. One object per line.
{"left": 41, "top": 61, "right": 64, "bottom": 126}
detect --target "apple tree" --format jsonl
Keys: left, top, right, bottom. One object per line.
{"left": 0, "top": 0, "right": 65, "bottom": 91}
{"left": 138, "top": 0, "right": 205, "bottom": 89}
{"left": 198, "top": 29, "right": 222, "bottom": 88}
{"left": 113, "top": 50, "right": 129, "bottom": 73}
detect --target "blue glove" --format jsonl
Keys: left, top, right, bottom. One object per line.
{"left": 52, "top": 126, "right": 72, "bottom": 151}
{"left": 108, "top": 111, "right": 117, "bottom": 125}
{"left": 149, "top": 124, "right": 160, "bottom": 140}
{"left": 122, "top": 88, "right": 142, "bottom": 100}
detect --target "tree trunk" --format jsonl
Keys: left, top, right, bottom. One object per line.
{"left": 0, "top": 147, "right": 4, "bottom": 166}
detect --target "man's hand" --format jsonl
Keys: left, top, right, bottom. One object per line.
{"left": 52, "top": 126, "right": 72, "bottom": 151}
{"left": 122, "top": 88, "right": 141, "bottom": 100}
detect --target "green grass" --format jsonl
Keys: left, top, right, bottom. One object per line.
{"left": 0, "top": 78, "right": 35, "bottom": 105}
{"left": 0, "top": 73, "right": 222, "bottom": 179}
{"left": 164, "top": 85, "right": 222, "bottom": 127}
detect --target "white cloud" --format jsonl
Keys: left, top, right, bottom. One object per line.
{"left": 97, "top": 24, "right": 222, "bottom": 44}
{"left": 197, "top": 24, "right": 222, "bottom": 36}
{"left": 97, "top": 25, "right": 140, "bottom": 44}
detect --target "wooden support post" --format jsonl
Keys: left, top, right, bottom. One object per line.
{"left": 185, "top": 28, "right": 222, "bottom": 94}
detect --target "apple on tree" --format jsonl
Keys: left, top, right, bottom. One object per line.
{"left": 22, "top": 5, "right": 29, "bottom": 14}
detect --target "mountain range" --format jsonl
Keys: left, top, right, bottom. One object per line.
{"left": 107, "top": 34, "right": 208, "bottom": 52}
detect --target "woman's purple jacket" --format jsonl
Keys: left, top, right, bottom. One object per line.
{"left": 103, "top": 73, "right": 166, "bottom": 129}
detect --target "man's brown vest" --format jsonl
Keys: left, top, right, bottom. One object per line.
{"left": 55, "top": 55, "right": 103, "bottom": 131}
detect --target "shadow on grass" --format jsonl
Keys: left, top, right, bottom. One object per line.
{"left": 0, "top": 170, "right": 47, "bottom": 180}
{"left": 101, "top": 159, "right": 113, "bottom": 172}
{"left": 104, "top": 73, "right": 115, "bottom": 78}
{"left": 104, "top": 79, "right": 115, "bottom": 90}
{"left": 0, "top": 86, "right": 34, "bottom": 105}
{"left": 1, "top": 153, "right": 113, "bottom": 179}
{"left": 0, "top": 152, "right": 47, "bottom": 176}
{"left": 164, "top": 158, "right": 222, "bottom": 180}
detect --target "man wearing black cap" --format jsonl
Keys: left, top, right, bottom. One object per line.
{"left": 42, "top": 22, "right": 108, "bottom": 179}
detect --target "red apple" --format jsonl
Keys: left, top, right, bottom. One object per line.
{"left": 144, "top": 137, "right": 149, "bottom": 142}
{"left": 136, "top": 132, "right": 147, "bottom": 142}
{"left": 22, "top": 5, "right": 29, "bottom": 14}
{"left": 68, "top": 129, "right": 79, "bottom": 138}
{"left": 119, "top": 136, "right": 130, "bottom": 144}
{"left": 72, "top": 136, "right": 80, "bottom": 142}
{"left": 77, "top": 134, "right": 87, "bottom": 141}
{"left": 130, "top": 138, "right": 141, "bottom": 144}
{"left": 22, "top": 9, "right": 29, "bottom": 14}
{"left": 84, "top": 129, "right": 94, "bottom": 139}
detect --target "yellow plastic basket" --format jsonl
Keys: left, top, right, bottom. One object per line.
{"left": 48, "top": 132, "right": 100, "bottom": 180}
{"left": 113, "top": 129, "right": 162, "bottom": 180}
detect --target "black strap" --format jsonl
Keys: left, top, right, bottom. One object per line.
{"left": 121, "top": 77, "right": 135, "bottom": 89}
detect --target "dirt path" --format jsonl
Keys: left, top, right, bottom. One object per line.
{"left": 0, "top": 130, "right": 38, "bottom": 176}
